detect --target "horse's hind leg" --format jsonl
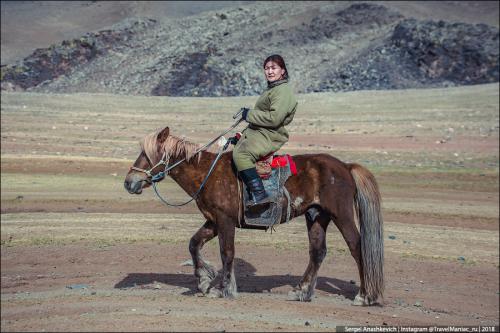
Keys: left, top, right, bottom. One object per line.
{"left": 288, "top": 208, "right": 330, "bottom": 302}
{"left": 189, "top": 220, "right": 218, "bottom": 295}
{"left": 333, "top": 211, "right": 369, "bottom": 305}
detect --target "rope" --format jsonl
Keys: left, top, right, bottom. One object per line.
{"left": 283, "top": 187, "right": 291, "bottom": 224}
{"left": 152, "top": 143, "right": 229, "bottom": 207}
{"left": 237, "top": 177, "right": 242, "bottom": 228}
{"left": 165, "top": 117, "right": 242, "bottom": 171}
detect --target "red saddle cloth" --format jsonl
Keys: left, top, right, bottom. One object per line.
{"left": 256, "top": 154, "right": 297, "bottom": 179}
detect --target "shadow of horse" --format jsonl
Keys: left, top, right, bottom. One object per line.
{"left": 114, "top": 258, "right": 358, "bottom": 299}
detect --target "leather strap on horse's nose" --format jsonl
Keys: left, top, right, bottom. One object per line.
{"left": 129, "top": 166, "right": 152, "bottom": 177}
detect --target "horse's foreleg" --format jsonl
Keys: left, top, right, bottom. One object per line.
{"left": 209, "top": 220, "right": 238, "bottom": 299}
{"left": 189, "top": 220, "right": 218, "bottom": 295}
{"left": 289, "top": 210, "right": 329, "bottom": 302}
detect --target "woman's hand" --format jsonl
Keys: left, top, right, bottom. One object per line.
{"left": 240, "top": 107, "right": 250, "bottom": 121}
{"left": 228, "top": 132, "right": 242, "bottom": 145}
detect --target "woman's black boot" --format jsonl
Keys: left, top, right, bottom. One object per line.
{"left": 239, "top": 167, "right": 272, "bottom": 207}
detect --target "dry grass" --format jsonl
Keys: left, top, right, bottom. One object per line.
{"left": 1, "top": 84, "right": 499, "bottom": 268}
{"left": 1, "top": 84, "right": 498, "bottom": 167}
{"left": 1, "top": 213, "right": 498, "bottom": 266}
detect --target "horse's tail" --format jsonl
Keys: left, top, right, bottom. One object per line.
{"left": 349, "top": 163, "right": 384, "bottom": 302}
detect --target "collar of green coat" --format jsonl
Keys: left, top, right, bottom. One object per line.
{"left": 267, "top": 78, "right": 288, "bottom": 89}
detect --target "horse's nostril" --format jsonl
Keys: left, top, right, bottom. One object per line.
{"left": 133, "top": 181, "right": 142, "bottom": 192}
{"left": 124, "top": 180, "right": 134, "bottom": 192}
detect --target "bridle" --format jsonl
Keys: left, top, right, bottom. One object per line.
{"left": 130, "top": 142, "right": 229, "bottom": 207}
{"left": 128, "top": 114, "right": 244, "bottom": 206}
{"left": 129, "top": 150, "right": 173, "bottom": 183}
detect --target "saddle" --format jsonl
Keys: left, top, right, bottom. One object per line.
{"left": 256, "top": 154, "right": 297, "bottom": 179}
{"left": 242, "top": 154, "right": 298, "bottom": 228}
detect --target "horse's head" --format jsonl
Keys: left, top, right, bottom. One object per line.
{"left": 124, "top": 126, "right": 170, "bottom": 194}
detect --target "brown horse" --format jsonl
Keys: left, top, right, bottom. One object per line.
{"left": 124, "top": 126, "right": 384, "bottom": 305}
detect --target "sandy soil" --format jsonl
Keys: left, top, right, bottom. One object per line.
{"left": 1, "top": 241, "right": 498, "bottom": 331}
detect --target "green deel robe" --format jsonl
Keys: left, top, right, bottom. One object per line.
{"left": 233, "top": 79, "right": 298, "bottom": 172}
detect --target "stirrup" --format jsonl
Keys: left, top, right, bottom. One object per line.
{"left": 246, "top": 192, "right": 272, "bottom": 208}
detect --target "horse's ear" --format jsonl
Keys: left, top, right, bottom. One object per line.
{"left": 157, "top": 127, "right": 170, "bottom": 144}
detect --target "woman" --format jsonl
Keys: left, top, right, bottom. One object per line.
{"left": 232, "top": 54, "right": 298, "bottom": 207}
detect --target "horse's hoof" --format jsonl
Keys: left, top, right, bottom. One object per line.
{"left": 287, "top": 290, "right": 301, "bottom": 301}
{"left": 207, "top": 287, "right": 222, "bottom": 298}
{"left": 198, "top": 279, "right": 211, "bottom": 295}
{"left": 222, "top": 289, "right": 238, "bottom": 299}
{"left": 287, "top": 289, "right": 313, "bottom": 302}
{"left": 352, "top": 293, "right": 378, "bottom": 306}
{"left": 352, "top": 294, "right": 366, "bottom": 306}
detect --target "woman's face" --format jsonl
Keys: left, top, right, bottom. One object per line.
{"left": 264, "top": 61, "right": 285, "bottom": 82}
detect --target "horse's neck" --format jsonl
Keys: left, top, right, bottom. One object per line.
{"left": 167, "top": 151, "right": 214, "bottom": 197}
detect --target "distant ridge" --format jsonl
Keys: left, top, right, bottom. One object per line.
{"left": 1, "top": 2, "right": 498, "bottom": 96}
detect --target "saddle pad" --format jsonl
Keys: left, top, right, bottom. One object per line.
{"left": 271, "top": 154, "right": 297, "bottom": 175}
{"left": 242, "top": 162, "right": 293, "bottom": 228}
{"left": 257, "top": 154, "right": 297, "bottom": 179}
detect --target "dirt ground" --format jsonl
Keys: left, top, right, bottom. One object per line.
{"left": 1, "top": 241, "right": 498, "bottom": 332}
{"left": 1, "top": 153, "right": 498, "bottom": 331}
{"left": 1, "top": 87, "right": 499, "bottom": 331}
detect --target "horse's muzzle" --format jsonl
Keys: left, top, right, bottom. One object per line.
{"left": 124, "top": 179, "right": 143, "bottom": 194}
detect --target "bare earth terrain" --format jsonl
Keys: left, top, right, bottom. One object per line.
{"left": 1, "top": 84, "right": 499, "bottom": 331}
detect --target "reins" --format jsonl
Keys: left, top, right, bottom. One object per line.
{"left": 131, "top": 115, "right": 243, "bottom": 207}
{"left": 152, "top": 143, "right": 227, "bottom": 206}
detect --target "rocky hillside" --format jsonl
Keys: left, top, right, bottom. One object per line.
{"left": 1, "top": 1, "right": 498, "bottom": 96}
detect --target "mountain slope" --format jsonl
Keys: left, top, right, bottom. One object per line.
{"left": 0, "top": 0, "right": 248, "bottom": 65}
{"left": 1, "top": 1, "right": 498, "bottom": 96}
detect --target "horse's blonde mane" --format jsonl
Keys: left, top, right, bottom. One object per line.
{"left": 140, "top": 129, "right": 219, "bottom": 164}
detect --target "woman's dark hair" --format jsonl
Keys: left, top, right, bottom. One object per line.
{"left": 263, "top": 54, "right": 289, "bottom": 80}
